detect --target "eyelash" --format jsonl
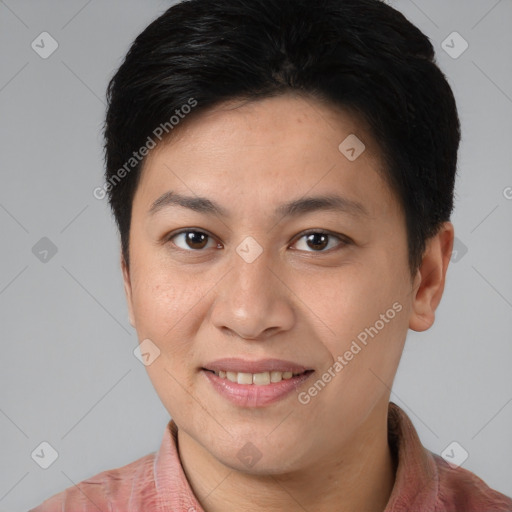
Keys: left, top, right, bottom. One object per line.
{"left": 165, "top": 228, "right": 351, "bottom": 254}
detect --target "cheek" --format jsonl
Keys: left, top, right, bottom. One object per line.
{"left": 304, "top": 259, "right": 408, "bottom": 378}
{"left": 293, "top": 263, "right": 386, "bottom": 339}
{"left": 134, "top": 284, "right": 176, "bottom": 334}
{"left": 130, "top": 268, "right": 208, "bottom": 354}
{"left": 131, "top": 270, "right": 209, "bottom": 419}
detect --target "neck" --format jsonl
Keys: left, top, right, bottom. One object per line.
{"left": 177, "top": 401, "right": 396, "bottom": 512}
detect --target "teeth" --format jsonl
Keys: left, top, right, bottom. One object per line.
{"left": 270, "top": 371, "right": 283, "bottom": 383}
{"left": 212, "top": 369, "right": 305, "bottom": 385}
{"left": 237, "top": 372, "right": 253, "bottom": 385}
{"left": 253, "top": 372, "right": 270, "bottom": 385}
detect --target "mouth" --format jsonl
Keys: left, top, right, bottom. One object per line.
{"left": 200, "top": 358, "right": 315, "bottom": 407}
{"left": 201, "top": 368, "right": 314, "bottom": 386}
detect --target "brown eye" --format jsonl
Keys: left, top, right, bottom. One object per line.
{"left": 169, "top": 230, "right": 217, "bottom": 251}
{"left": 292, "top": 230, "right": 348, "bottom": 253}
{"left": 305, "top": 233, "right": 329, "bottom": 251}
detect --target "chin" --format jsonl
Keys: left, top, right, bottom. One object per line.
{"left": 210, "top": 436, "right": 307, "bottom": 476}
{"left": 222, "top": 453, "right": 303, "bottom": 476}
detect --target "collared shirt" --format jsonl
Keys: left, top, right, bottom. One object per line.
{"left": 30, "top": 402, "right": 512, "bottom": 511}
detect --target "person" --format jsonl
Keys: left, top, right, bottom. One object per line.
{"left": 30, "top": 0, "right": 512, "bottom": 510}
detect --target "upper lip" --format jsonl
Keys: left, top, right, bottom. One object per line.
{"left": 202, "top": 358, "right": 314, "bottom": 374}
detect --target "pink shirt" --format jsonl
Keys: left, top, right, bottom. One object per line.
{"left": 30, "top": 402, "right": 512, "bottom": 511}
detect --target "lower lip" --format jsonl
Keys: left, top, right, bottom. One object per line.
{"left": 202, "top": 370, "right": 314, "bottom": 407}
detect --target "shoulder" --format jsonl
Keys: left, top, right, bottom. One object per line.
{"left": 28, "top": 452, "right": 157, "bottom": 512}
{"left": 431, "top": 451, "right": 512, "bottom": 512}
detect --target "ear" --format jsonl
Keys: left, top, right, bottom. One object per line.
{"left": 121, "top": 253, "right": 136, "bottom": 328}
{"left": 409, "top": 221, "right": 454, "bottom": 332}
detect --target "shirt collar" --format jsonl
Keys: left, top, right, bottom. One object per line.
{"left": 384, "top": 401, "right": 439, "bottom": 511}
{"left": 153, "top": 419, "right": 204, "bottom": 512}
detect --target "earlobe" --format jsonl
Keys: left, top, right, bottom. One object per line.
{"left": 121, "top": 254, "right": 136, "bottom": 328}
{"left": 408, "top": 222, "right": 455, "bottom": 332}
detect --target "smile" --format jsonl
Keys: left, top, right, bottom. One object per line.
{"left": 205, "top": 369, "right": 311, "bottom": 385}
{"left": 202, "top": 367, "right": 315, "bottom": 407}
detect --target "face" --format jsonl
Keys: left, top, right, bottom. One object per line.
{"left": 123, "top": 94, "right": 424, "bottom": 474}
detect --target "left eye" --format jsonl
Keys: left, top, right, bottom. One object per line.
{"left": 292, "top": 231, "right": 346, "bottom": 252}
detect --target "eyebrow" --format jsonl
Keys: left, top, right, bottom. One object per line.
{"left": 148, "top": 191, "right": 370, "bottom": 219}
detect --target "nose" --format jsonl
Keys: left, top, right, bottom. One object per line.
{"left": 210, "top": 249, "right": 295, "bottom": 340}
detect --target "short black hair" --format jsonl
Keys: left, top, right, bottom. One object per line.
{"left": 103, "top": 0, "right": 461, "bottom": 277}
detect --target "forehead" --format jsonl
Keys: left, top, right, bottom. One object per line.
{"left": 134, "top": 94, "right": 400, "bottom": 221}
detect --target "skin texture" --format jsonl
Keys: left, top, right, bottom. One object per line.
{"left": 122, "top": 93, "right": 454, "bottom": 512}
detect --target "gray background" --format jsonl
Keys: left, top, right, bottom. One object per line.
{"left": 0, "top": 0, "right": 511, "bottom": 510}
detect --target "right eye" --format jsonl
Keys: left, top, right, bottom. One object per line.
{"left": 167, "top": 229, "right": 222, "bottom": 251}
